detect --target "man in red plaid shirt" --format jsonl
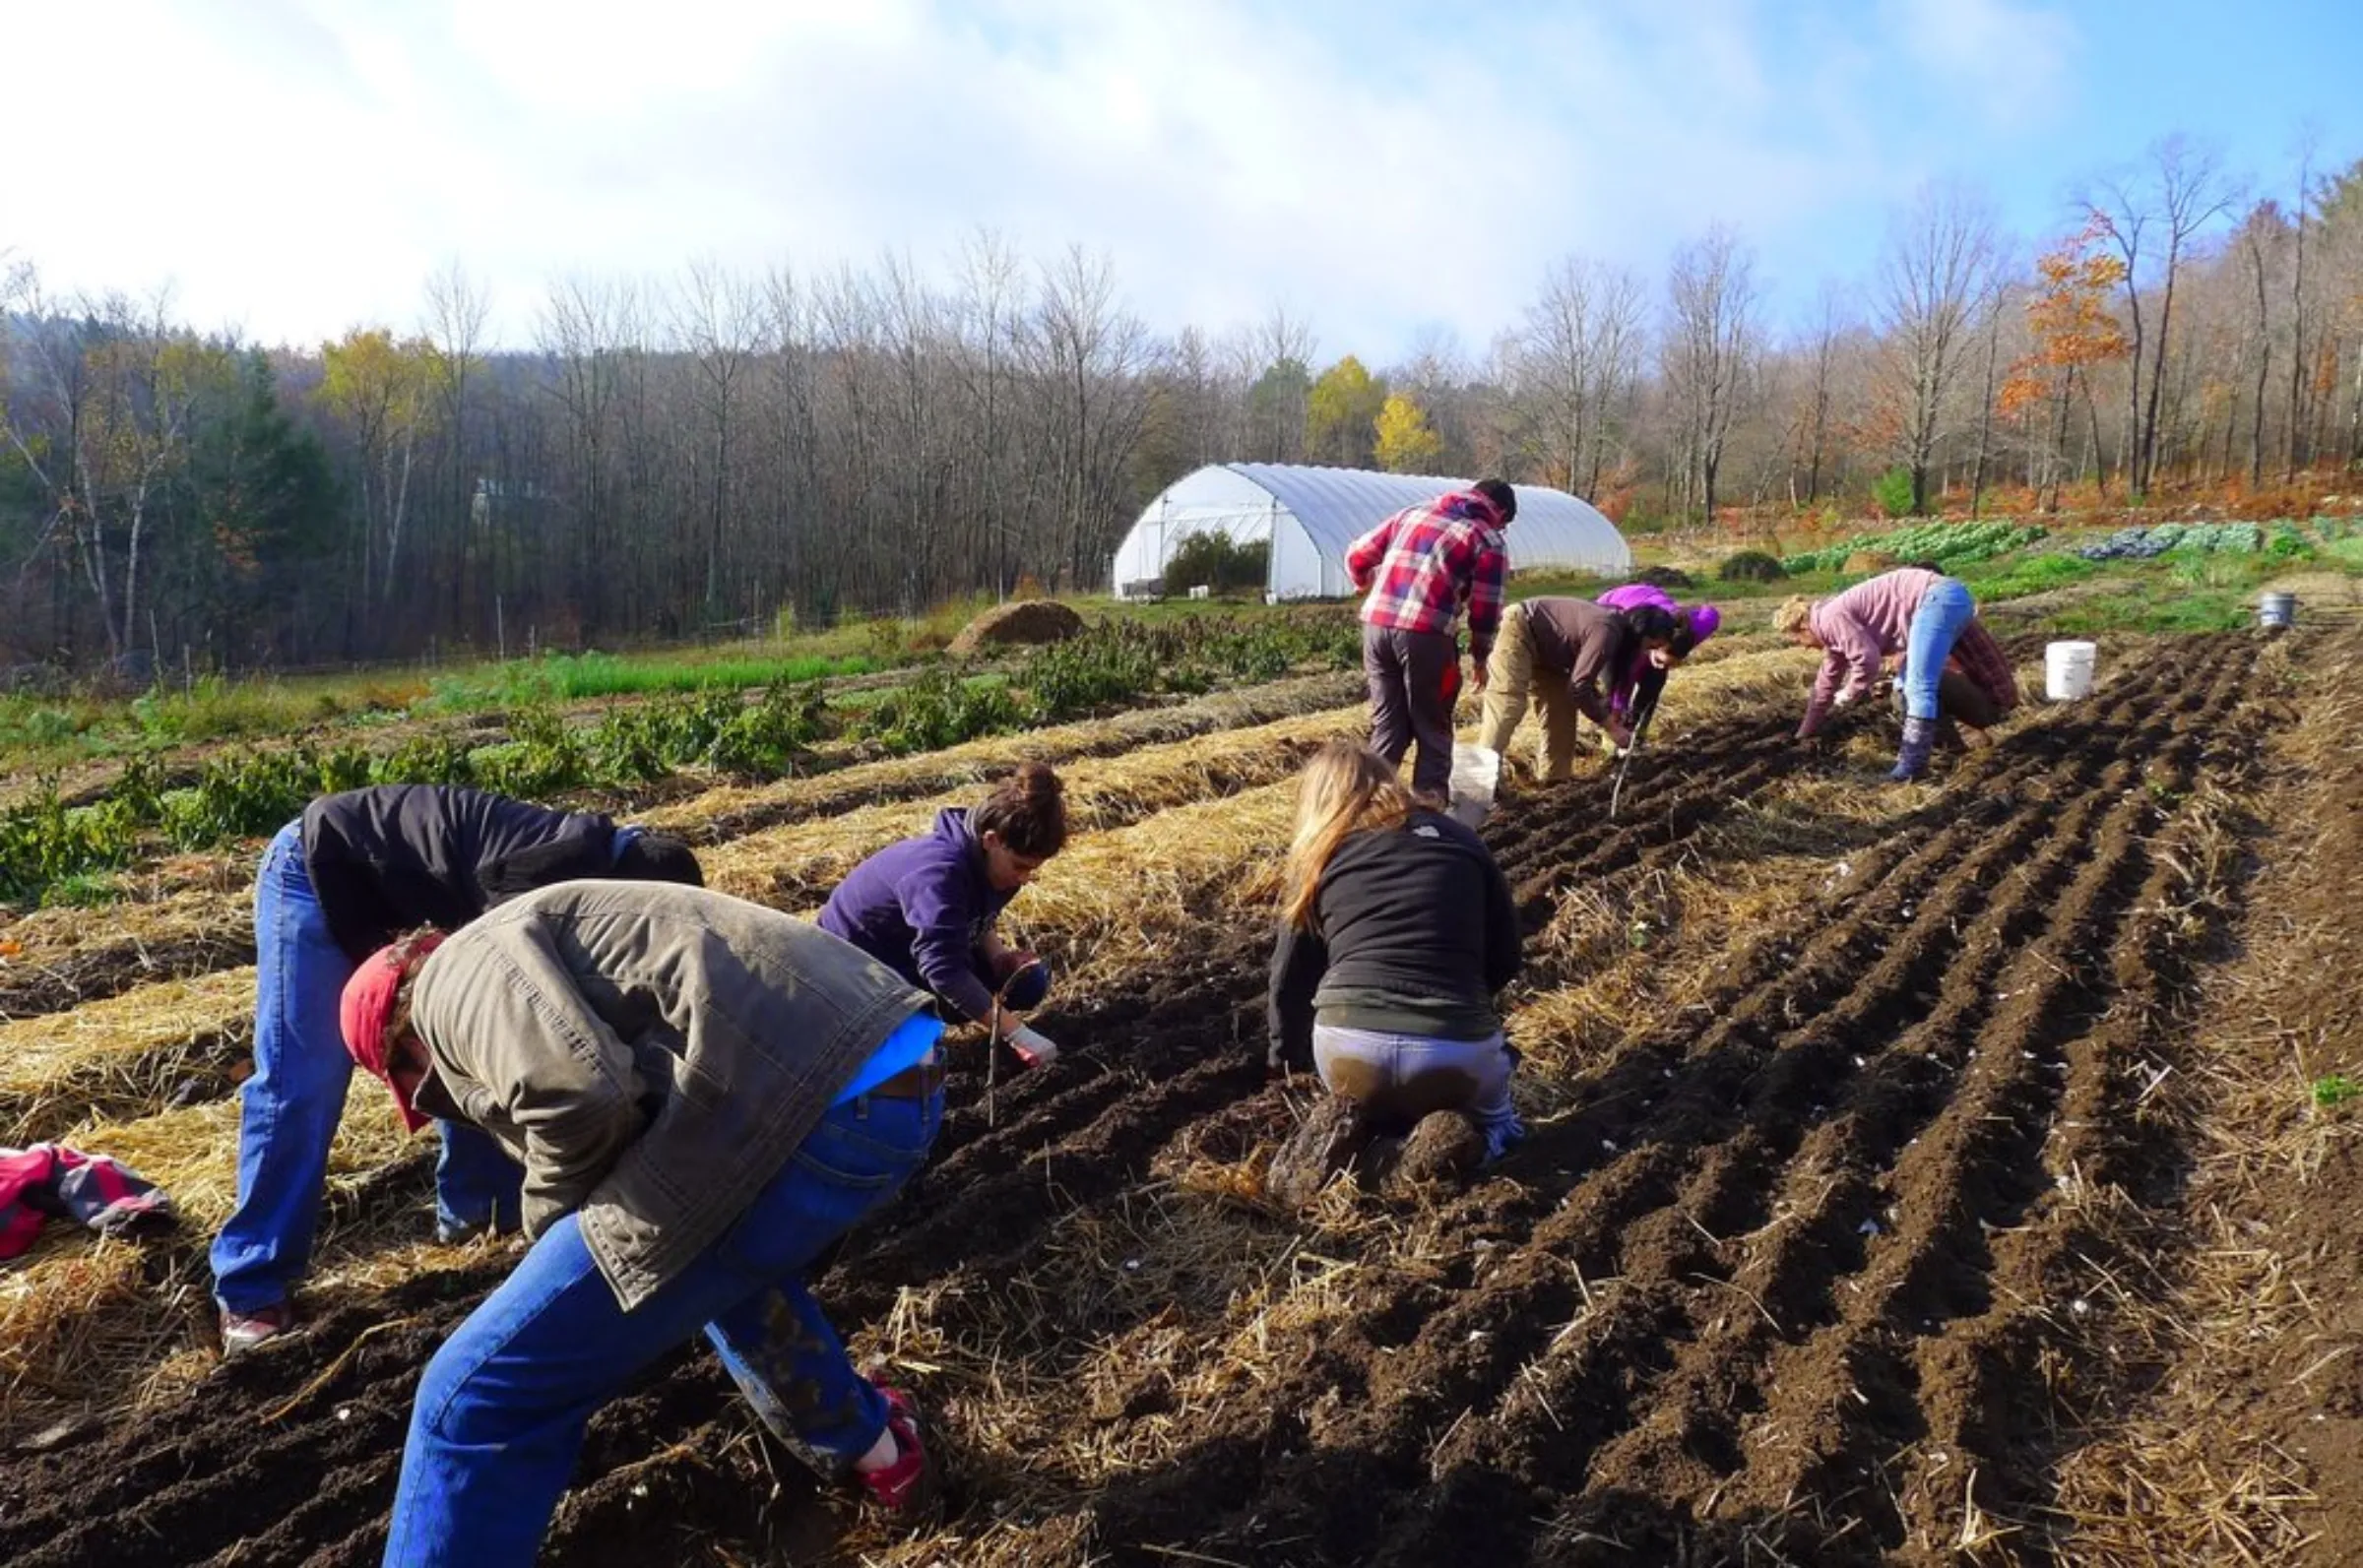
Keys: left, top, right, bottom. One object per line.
{"left": 1345, "top": 479, "right": 1516, "bottom": 797}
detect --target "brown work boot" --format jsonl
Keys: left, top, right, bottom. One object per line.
{"left": 1264, "top": 1095, "right": 1373, "bottom": 1209}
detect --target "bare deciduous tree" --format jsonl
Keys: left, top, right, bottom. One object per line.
{"left": 1877, "top": 182, "right": 2002, "bottom": 514}
{"left": 2083, "top": 136, "right": 2241, "bottom": 494}
{"left": 1663, "top": 227, "right": 1762, "bottom": 523}
{"left": 1517, "top": 256, "right": 1647, "bottom": 501}
{"left": 673, "top": 258, "right": 766, "bottom": 613}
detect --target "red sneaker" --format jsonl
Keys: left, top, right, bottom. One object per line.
{"left": 220, "top": 1300, "right": 294, "bottom": 1356}
{"left": 855, "top": 1386, "right": 937, "bottom": 1515}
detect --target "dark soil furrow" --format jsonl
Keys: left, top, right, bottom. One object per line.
{"left": 1124, "top": 774, "right": 2093, "bottom": 1557}
{"left": 1720, "top": 641, "right": 2258, "bottom": 1559}
{"left": 0, "top": 633, "right": 2281, "bottom": 1568}
{"left": 1566, "top": 765, "right": 2145, "bottom": 1535}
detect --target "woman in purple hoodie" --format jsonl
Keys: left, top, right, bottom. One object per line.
{"left": 1596, "top": 584, "right": 1721, "bottom": 738}
{"left": 818, "top": 764, "right": 1068, "bottom": 1067}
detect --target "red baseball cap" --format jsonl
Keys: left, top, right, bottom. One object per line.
{"left": 339, "top": 935, "right": 442, "bottom": 1133}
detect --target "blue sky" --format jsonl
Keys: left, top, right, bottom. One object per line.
{"left": 6, "top": 1, "right": 2357, "bottom": 361}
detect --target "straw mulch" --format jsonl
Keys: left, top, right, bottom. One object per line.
{"left": 642, "top": 670, "right": 1366, "bottom": 838}
{"left": 695, "top": 705, "right": 1362, "bottom": 909}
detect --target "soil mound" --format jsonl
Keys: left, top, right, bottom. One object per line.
{"left": 945, "top": 600, "right": 1084, "bottom": 657}
{"left": 1388, "top": 1109, "right": 1485, "bottom": 1190}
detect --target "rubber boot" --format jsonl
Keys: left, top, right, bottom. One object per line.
{"left": 1888, "top": 715, "right": 1939, "bottom": 783}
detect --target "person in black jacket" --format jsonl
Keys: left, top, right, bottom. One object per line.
{"left": 1265, "top": 741, "right": 1523, "bottom": 1201}
{"left": 210, "top": 784, "right": 701, "bottom": 1354}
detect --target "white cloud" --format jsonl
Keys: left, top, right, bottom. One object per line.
{"left": 1879, "top": 0, "right": 2078, "bottom": 124}
{"left": 1, "top": 0, "right": 2084, "bottom": 357}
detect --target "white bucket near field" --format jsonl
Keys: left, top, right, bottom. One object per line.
{"left": 1447, "top": 743, "right": 1501, "bottom": 830}
{"left": 2045, "top": 640, "right": 2097, "bottom": 701}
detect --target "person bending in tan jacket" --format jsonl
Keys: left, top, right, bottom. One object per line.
{"left": 1476, "top": 597, "right": 1677, "bottom": 781}
{"left": 339, "top": 880, "right": 949, "bottom": 1568}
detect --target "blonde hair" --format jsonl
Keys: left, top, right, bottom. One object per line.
{"left": 1282, "top": 741, "right": 1416, "bottom": 930}
{"left": 1771, "top": 596, "right": 1814, "bottom": 636}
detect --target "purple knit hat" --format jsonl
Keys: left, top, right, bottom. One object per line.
{"left": 1687, "top": 604, "right": 1722, "bottom": 644}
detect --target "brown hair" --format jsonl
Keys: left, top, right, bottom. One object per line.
{"left": 973, "top": 762, "right": 1068, "bottom": 859}
{"left": 1771, "top": 596, "right": 1814, "bottom": 637}
{"left": 382, "top": 926, "right": 448, "bottom": 1059}
{"left": 1282, "top": 741, "right": 1416, "bottom": 930}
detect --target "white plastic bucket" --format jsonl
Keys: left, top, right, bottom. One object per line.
{"left": 2260, "top": 591, "right": 2296, "bottom": 630}
{"left": 2045, "top": 641, "right": 2097, "bottom": 701}
{"left": 1447, "top": 743, "right": 1501, "bottom": 830}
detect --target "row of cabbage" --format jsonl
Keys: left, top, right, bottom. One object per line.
{"left": 1782, "top": 520, "right": 2048, "bottom": 575}
{"left": 2072, "top": 520, "right": 2331, "bottom": 560}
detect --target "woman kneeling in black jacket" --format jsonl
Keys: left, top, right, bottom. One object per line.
{"left": 1265, "top": 741, "right": 1523, "bottom": 1200}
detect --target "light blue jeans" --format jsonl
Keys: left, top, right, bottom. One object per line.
{"left": 1902, "top": 577, "right": 1978, "bottom": 723}
{"left": 1311, "top": 1024, "right": 1524, "bottom": 1160}
{"left": 210, "top": 823, "right": 523, "bottom": 1314}
{"left": 383, "top": 1090, "right": 942, "bottom": 1568}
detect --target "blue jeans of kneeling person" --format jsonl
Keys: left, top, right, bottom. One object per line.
{"left": 211, "top": 823, "right": 522, "bottom": 1316}
{"left": 383, "top": 1088, "right": 944, "bottom": 1568}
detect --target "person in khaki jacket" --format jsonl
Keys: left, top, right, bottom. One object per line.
{"left": 339, "top": 880, "right": 949, "bottom": 1568}
{"left": 1476, "top": 597, "right": 1677, "bottom": 781}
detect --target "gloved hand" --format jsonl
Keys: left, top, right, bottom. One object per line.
{"left": 1831, "top": 685, "right": 1860, "bottom": 710}
{"left": 1003, "top": 1023, "right": 1059, "bottom": 1069}
{"left": 1605, "top": 720, "right": 1634, "bottom": 751}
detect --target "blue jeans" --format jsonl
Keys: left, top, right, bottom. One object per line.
{"left": 210, "top": 823, "right": 523, "bottom": 1314}
{"left": 383, "top": 1091, "right": 942, "bottom": 1568}
{"left": 1902, "top": 577, "right": 1977, "bottom": 723}
{"left": 1311, "top": 1024, "right": 1524, "bottom": 1160}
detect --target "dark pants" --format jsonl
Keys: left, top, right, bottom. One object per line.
{"left": 1363, "top": 624, "right": 1457, "bottom": 798}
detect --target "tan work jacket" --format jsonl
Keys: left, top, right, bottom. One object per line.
{"left": 411, "top": 879, "right": 926, "bottom": 1309}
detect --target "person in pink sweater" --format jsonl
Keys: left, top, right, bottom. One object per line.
{"left": 1774, "top": 567, "right": 2016, "bottom": 781}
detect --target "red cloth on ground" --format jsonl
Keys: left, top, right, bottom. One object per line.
{"left": 0, "top": 1144, "right": 175, "bottom": 1259}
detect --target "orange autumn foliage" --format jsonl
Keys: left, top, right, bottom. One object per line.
{"left": 1999, "top": 219, "right": 2130, "bottom": 418}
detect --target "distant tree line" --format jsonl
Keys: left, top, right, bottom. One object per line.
{"left": 5, "top": 135, "right": 2362, "bottom": 675}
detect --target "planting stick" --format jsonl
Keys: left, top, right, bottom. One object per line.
{"left": 1609, "top": 695, "right": 1659, "bottom": 820}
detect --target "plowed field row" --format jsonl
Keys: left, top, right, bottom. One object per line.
{"left": 0, "top": 634, "right": 2269, "bottom": 1568}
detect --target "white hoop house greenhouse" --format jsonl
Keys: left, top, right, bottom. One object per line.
{"left": 1111, "top": 463, "right": 1632, "bottom": 600}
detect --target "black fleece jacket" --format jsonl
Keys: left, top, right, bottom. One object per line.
{"left": 1266, "top": 809, "right": 1522, "bottom": 1071}
{"left": 299, "top": 785, "right": 624, "bottom": 962}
